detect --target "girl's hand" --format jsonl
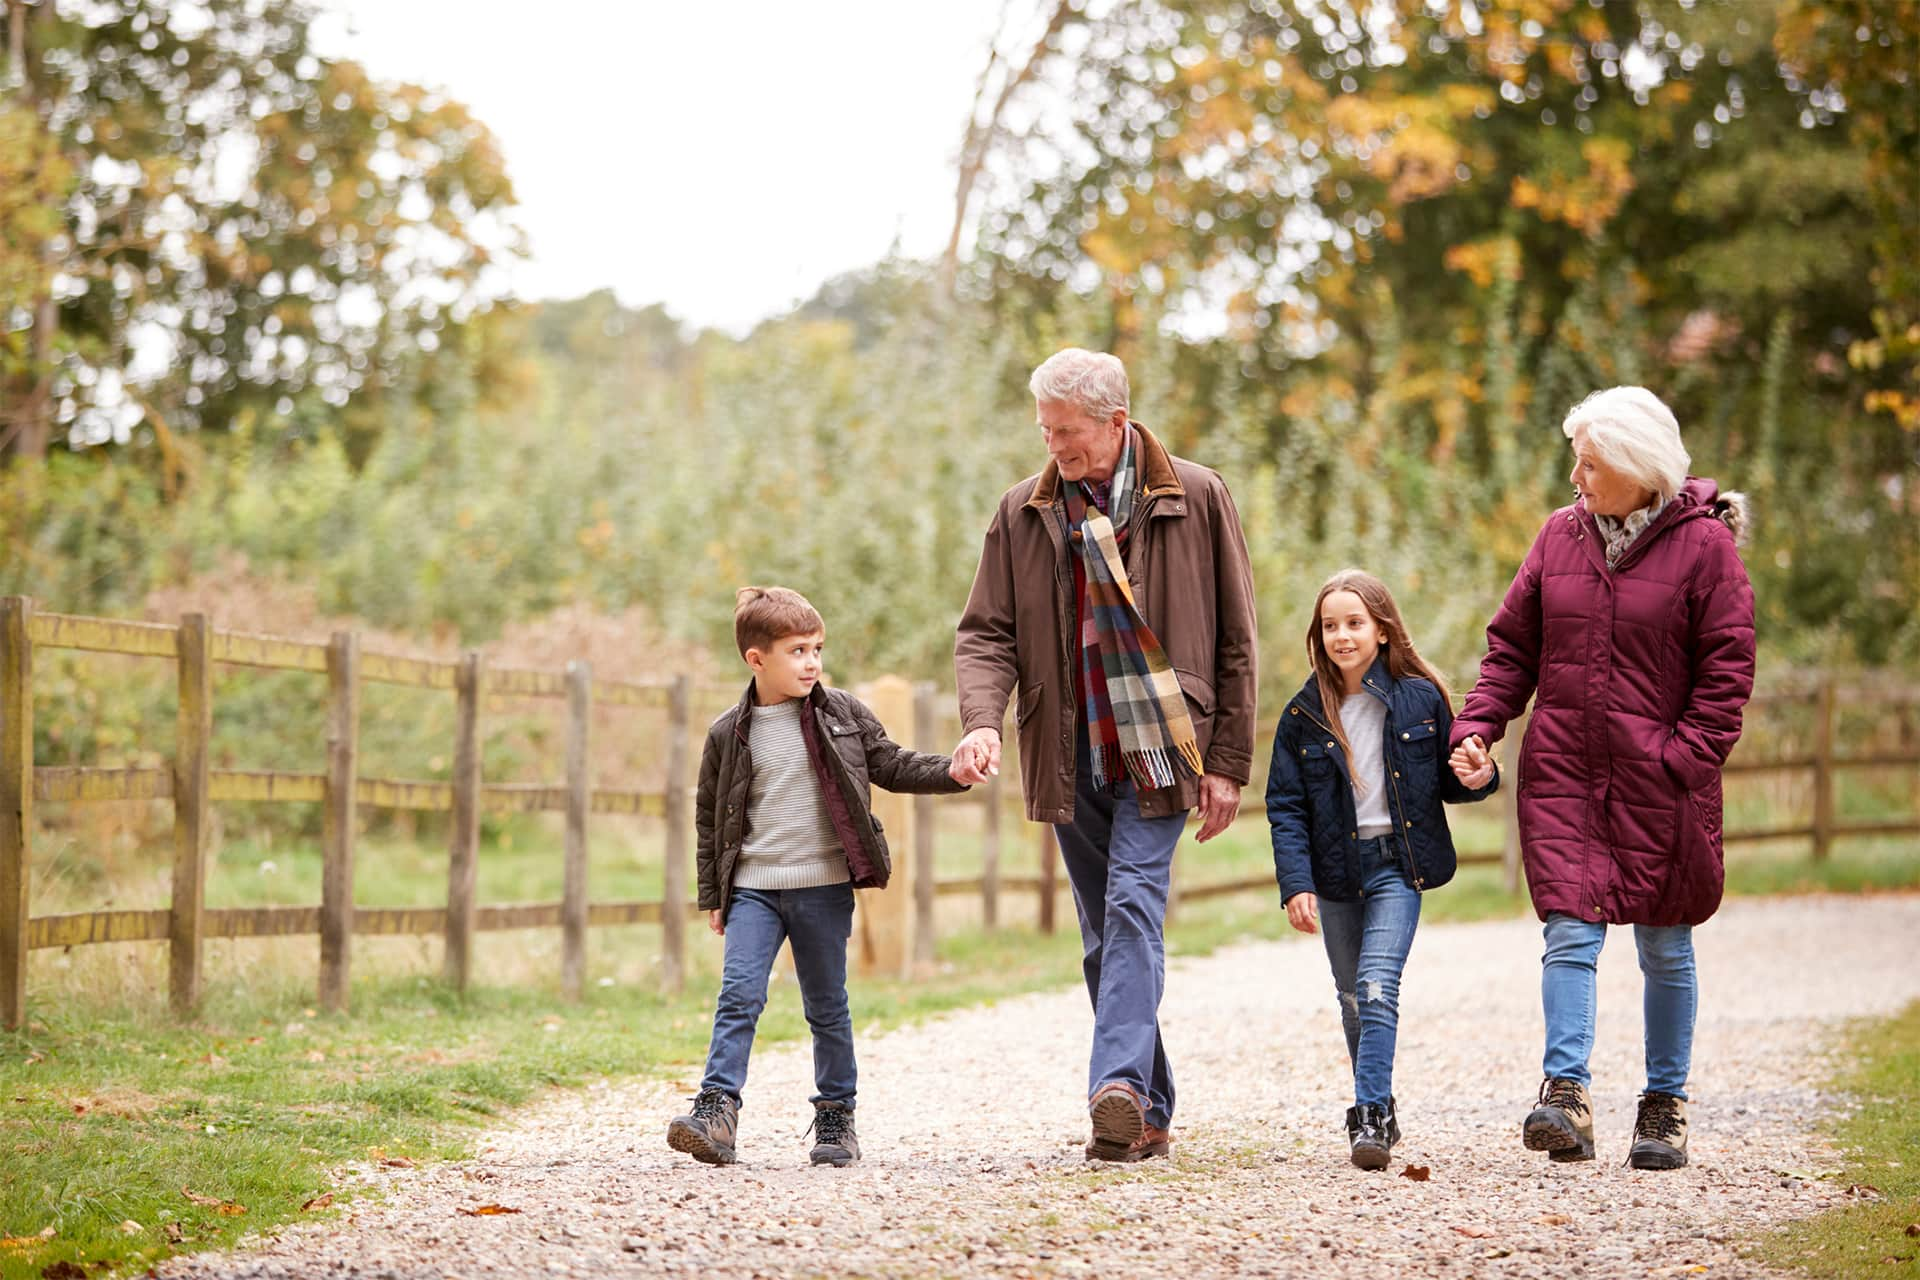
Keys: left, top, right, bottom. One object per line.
{"left": 1285, "top": 892, "right": 1319, "bottom": 935}
{"left": 707, "top": 909, "right": 725, "bottom": 936}
{"left": 1449, "top": 735, "right": 1495, "bottom": 788}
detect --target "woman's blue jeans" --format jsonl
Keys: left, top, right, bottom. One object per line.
{"left": 1540, "top": 913, "right": 1696, "bottom": 1098}
{"left": 1316, "top": 837, "right": 1422, "bottom": 1109}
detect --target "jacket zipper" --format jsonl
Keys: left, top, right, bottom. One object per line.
{"left": 1292, "top": 700, "right": 1371, "bottom": 900}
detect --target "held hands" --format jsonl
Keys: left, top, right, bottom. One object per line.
{"left": 1449, "top": 735, "right": 1495, "bottom": 789}
{"left": 1285, "top": 892, "right": 1319, "bottom": 935}
{"left": 707, "top": 909, "right": 724, "bottom": 936}
{"left": 950, "top": 727, "right": 1001, "bottom": 785}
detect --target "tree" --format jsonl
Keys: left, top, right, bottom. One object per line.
{"left": 0, "top": 0, "right": 522, "bottom": 464}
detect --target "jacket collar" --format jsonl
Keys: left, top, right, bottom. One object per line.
{"left": 1027, "top": 421, "right": 1184, "bottom": 511}
{"left": 1570, "top": 476, "right": 1721, "bottom": 573}
{"left": 731, "top": 678, "right": 830, "bottom": 741}
{"left": 1288, "top": 653, "right": 1395, "bottom": 719}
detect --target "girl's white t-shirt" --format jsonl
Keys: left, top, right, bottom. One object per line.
{"left": 1340, "top": 692, "right": 1395, "bottom": 839}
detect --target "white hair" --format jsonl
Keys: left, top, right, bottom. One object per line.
{"left": 1028, "top": 348, "right": 1130, "bottom": 420}
{"left": 1561, "top": 385, "right": 1691, "bottom": 504}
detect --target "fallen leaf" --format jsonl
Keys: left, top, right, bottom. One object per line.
{"left": 300, "top": 1194, "right": 333, "bottom": 1212}
{"left": 1846, "top": 1183, "right": 1885, "bottom": 1200}
{"left": 41, "top": 1261, "right": 87, "bottom": 1279}
{"left": 1399, "top": 1164, "right": 1430, "bottom": 1181}
{"left": 456, "top": 1205, "right": 522, "bottom": 1217}
{"left": 163, "top": 1224, "right": 184, "bottom": 1244}
{"left": 117, "top": 1220, "right": 142, "bottom": 1236}
{"left": 0, "top": 1237, "right": 45, "bottom": 1251}
{"left": 379, "top": 1157, "right": 415, "bottom": 1169}
{"left": 1535, "top": 1213, "right": 1572, "bottom": 1226}
{"left": 69, "top": 1100, "right": 89, "bottom": 1115}
{"left": 1451, "top": 1225, "right": 1494, "bottom": 1239}
{"left": 1906, "top": 1224, "right": 1920, "bottom": 1237}
{"left": 182, "top": 1187, "right": 244, "bottom": 1215}
{"left": 180, "top": 1188, "right": 222, "bottom": 1208}
{"left": 216, "top": 1204, "right": 246, "bottom": 1217}
{"left": 1482, "top": 1246, "right": 1514, "bottom": 1259}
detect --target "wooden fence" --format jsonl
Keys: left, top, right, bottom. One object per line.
{"left": 2, "top": 596, "right": 1915, "bottom": 1029}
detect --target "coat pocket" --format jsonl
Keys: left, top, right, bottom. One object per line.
{"left": 1015, "top": 682, "right": 1045, "bottom": 728}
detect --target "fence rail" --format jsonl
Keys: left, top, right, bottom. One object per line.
{"left": 2, "top": 595, "right": 1915, "bottom": 1029}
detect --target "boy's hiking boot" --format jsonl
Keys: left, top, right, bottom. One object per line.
{"left": 666, "top": 1087, "right": 738, "bottom": 1165}
{"left": 1523, "top": 1077, "right": 1595, "bottom": 1162}
{"left": 1085, "top": 1081, "right": 1147, "bottom": 1162}
{"left": 1627, "top": 1091, "right": 1689, "bottom": 1170}
{"left": 807, "top": 1100, "right": 860, "bottom": 1167}
{"left": 1346, "top": 1103, "right": 1393, "bottom": 1171}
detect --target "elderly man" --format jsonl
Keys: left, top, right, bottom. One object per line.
{"left": 951, "top": 348, "right": 1257, "bottom": 1161}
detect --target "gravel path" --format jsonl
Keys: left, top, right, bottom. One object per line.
{"left": 160, "top": 893, "right": 1920, "bottom": 1279}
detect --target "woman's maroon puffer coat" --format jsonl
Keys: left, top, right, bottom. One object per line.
{"left": 1451, "top": 477, "right": 1755, "bottom": 927}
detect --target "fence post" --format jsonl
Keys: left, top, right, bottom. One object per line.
{"left": 660, "top": 674, "right": 691, "bottom": 993}
{"left": 318, "top": 630, "right": 361, "bottom": 1012}
{"left": 1038, "top": 824, "right": 1057, "bottom": 935}
{"left": 0, "top": 597, "right": 32, "bottom": 1031}
{"left": 1811, "top": 678, "right": 1835, "bottom": 862}
{"left": 170, "top": 613, "right": 211, "bottom": 1017}
{"left": 856, "top": 676, "right": 915, "bottom": 977}
{"left": 912, "top": 682, "right": 937, "bottom": 966}
{"left": 1501, "top": 708, "right": 1529, "bottom": 896}
{"left": 980, "top": 770, "right": 1001, "bottom": 930}
{"left": 561, "top": 661, "right": 592, "bottom": 1001}
{"left": 445, "top": 651, "right": 482, "bottom": 990}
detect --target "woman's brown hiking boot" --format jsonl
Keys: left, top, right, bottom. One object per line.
{"left": 1627, "top": 1091, "right": 1689, "bottom": 1170}
{"left": 1523, "top": 1077, "right": 1595, "bottom": 1162}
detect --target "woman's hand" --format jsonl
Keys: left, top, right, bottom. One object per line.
{"left": 1285, "top": 892, "right": 1319, "bottom": 935}
{"left": 707, "top": 909, "right": 725, "bottom": 936}
{"left": 1450, "top": 735, "right": 1495, "bottom": 789}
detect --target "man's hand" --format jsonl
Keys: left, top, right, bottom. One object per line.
{"left": 1449, "top": 734, "right": 1495, "bottom": 789}
{"left": 1285, "top": 892, "right": 1319, "bottom": 935}
{"left": 707, "top": 909, "right": 724, "bottom": 936}
{"left": 1193, "top": 772, "right": 1241, "bottom": 842}
{"left": 950, "top": 727, "right": 1001, "bottom": 785}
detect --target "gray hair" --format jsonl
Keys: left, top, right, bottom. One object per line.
{"left": 1028, "top": 348, "right": 1130, "bottom": 420}
{"left": 1561, "top": 385, "right": 1691, "bottom": 504}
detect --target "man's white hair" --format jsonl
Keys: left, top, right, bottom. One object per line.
{"left": 1562, "top": 385, "right": 1691, "bottom": 504}
{"left": 1029, "top": 348, "right": 1130, "bottom": 420}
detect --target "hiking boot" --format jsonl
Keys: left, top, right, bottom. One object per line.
{"left": 1385, "top": 1094, "right": 1402, "bottom": 1147}
{"left": 1346, "top": 1103, "right": 1393, "bottom": 1171}
{"left": 1085, "top": 1081, "right": 1146, "bottom": 1162}
{"left": 808, "top": 1100, "right": 860, "bottom": 1167}
{"left": 1523, "top": 1077, "right": 1595, "bottom": 1163}
{"left": 1627, "top": 1091, "right": 1689, "bottom": 1170}
{"left": 666, "top": 1087, "right": 738, "bottom": 1165}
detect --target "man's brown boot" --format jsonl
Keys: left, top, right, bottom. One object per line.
{"left": 1085, "top": 1081, "right": 1146, "bottom": 1162}
{"left": 666, "top": 1087, "right": 739, "bottom": 1165}
{"left": 1522, "top": 1077, "right": 1595, "bottom": 1163}
{"left": 1627, "top": 1091, "right": 1688, "bottom": 1170}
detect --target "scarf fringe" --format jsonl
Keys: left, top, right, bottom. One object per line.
{"left": 1094, "top": 740, "right": 1204, "bottom": 793}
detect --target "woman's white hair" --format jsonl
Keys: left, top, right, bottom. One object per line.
{"left": 1561, "top": 385, "right": 1691, "bottom": 504}
{"left": 1029, "top": 348, "right": 1130, "bottom": 420}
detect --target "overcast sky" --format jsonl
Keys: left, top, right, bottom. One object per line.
{"left": 311, "top": 0, "right": 1014, "bottom": 334}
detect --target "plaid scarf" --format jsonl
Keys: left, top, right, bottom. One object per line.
{"left": 1064, "top": 431, "right": 1204, "bottom": 791}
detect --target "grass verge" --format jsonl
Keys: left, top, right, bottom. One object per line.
{"left": 1762, "top": 1001, "right": 1920, "bottom": 1278}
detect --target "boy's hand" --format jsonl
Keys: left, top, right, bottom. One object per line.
{"left": 950, "top": 727, "right": 1001, "bottom": 784}
{"left": 707, "top": 909, "right": 724, "bottom": 936}
{"left": 1285, "top": 892, "right": 1319, "bottom": 935}
{"left": 1449, "top": 735, "right": 1495, "bottom": 789}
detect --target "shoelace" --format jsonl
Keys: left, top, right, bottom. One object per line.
{"left": 690, "top": 1090, "right": 728, "bottom": 1121}
{"left": 808, "top": 1107, "right": 851, "bottom": 1146}
{"left": 1538, "top": 1078, "right": 1585, "bottom": 1112}
{"left": 1634, "top": 1093, "right": 1684, "bottom": 1142}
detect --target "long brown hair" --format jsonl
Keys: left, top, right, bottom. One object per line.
{"left": 1306, "top": 569, "right": 1453, "bottom": 790}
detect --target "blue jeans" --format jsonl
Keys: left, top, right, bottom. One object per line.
{"left": 1316, "top": 837, "right": 1422, "bottom": 1108}
{"left": 1053, "top": 736, "right": 1189, "bottom": 1130}
{"left": 1540, "top": 913, "right": 1697, "bottom": 1098}
{"left": 700, "top": 884, "right": 857, "bottom": 1109}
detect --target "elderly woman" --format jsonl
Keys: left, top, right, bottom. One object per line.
{"left": 1448, "top": 386, "right": 1754, "bottom": 1171}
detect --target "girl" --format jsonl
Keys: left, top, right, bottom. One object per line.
{"left": 1266, "top": 570, "right": 1499, "bottom": 1170}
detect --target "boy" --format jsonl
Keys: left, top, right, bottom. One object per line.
{"left": 667, "top": 586, "right": 966, "bottom": 1167}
